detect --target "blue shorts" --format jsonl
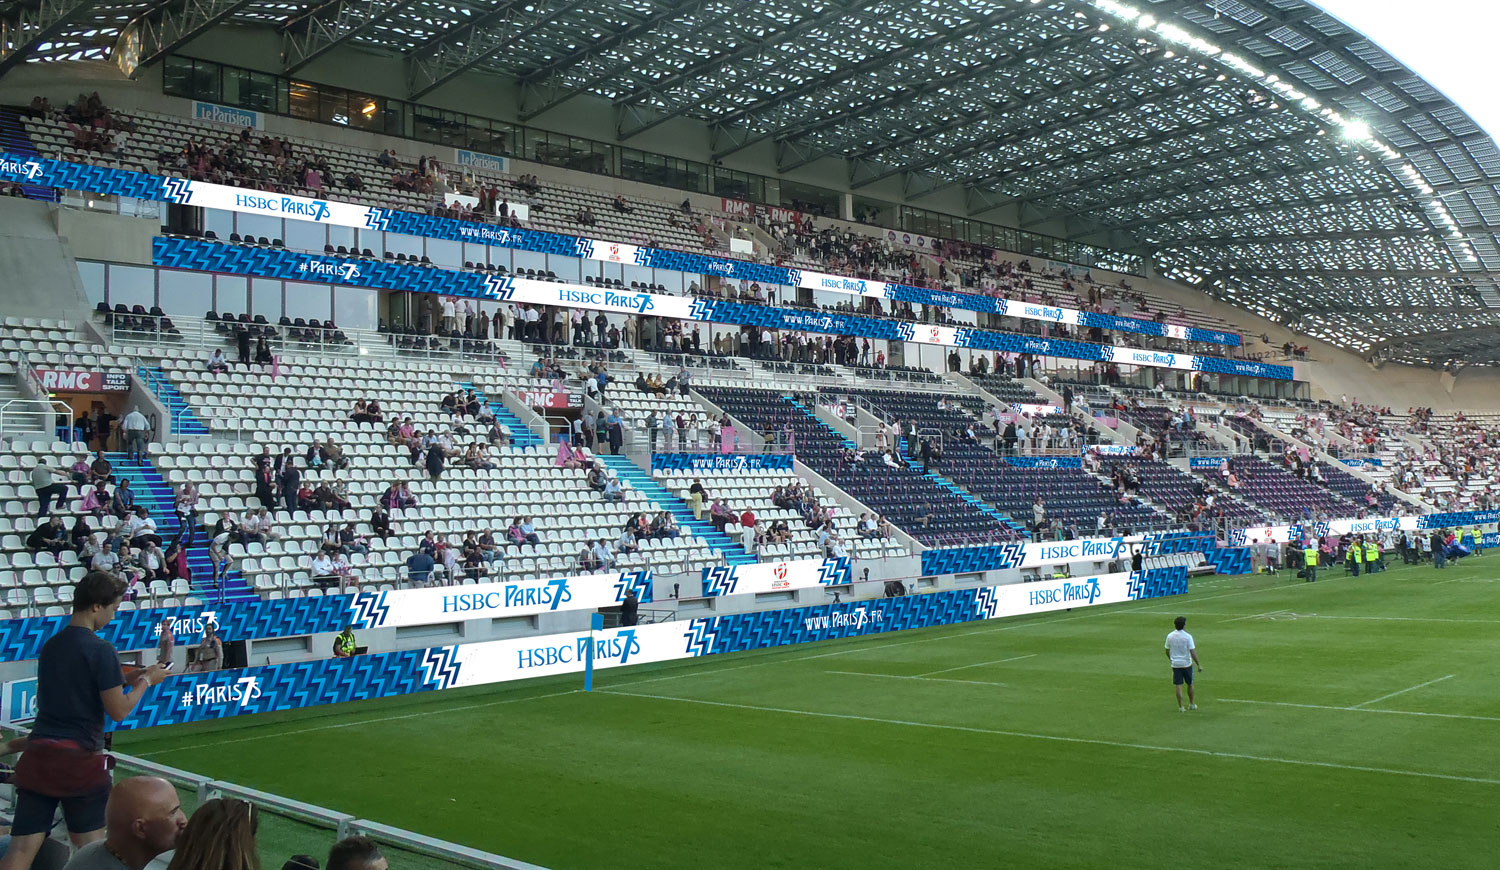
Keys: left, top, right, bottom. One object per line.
{"left": 1172, "top": 666, "right": 1194, "bottom": 686}
{"left": 12, "top": 783, "right": 108, "bottom": 836}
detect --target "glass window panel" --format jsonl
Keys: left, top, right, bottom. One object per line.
{"left": 283, "top": 219, "right": 324, "bottom": 253}
{"left": 333, "top": 286, "right": 378, "bottom": 331}
{"left": 235, "top": 213, "right": 280, "bottom": 242}
{"left": 288, "top": 81, "right": 318, "bottom": 121}
{"left": 327, "top": 225, "right": 356, "bottom": 251}
{"left": 513, "top": 249, "right": 546, "bottom": 273}
{"left": 283, "top": 281, "right": 330, "bottom": 322}
{"left": 547, "top": 254, "right": 580, "bottom": 283}
{"left": 214, "top": 275, "right": 247, "bottom": 316}
{"left": 162, "top": 56, "right": 193, "bottom": 97}
{"left": 106, "top": 265, "right": 156, "bottom": 309}
{"left": 77, "top": 262, "right": 106, "bottom": 307}
{"left": 157, "top": 269, "right": 209, "bottom": 317}
{"left": 348, "top": 94, "right": 381, "bottom": 131}
{"left": 203, "top": 208, "right": 235, "bottom": 240}
{"left": 250, "top": 278, "right": 283, "bottom": 322}
{"left": 425, "top": 238, "right": 461, "bottom": 268}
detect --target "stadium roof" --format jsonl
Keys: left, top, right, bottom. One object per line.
{"left": 6, "top": 0, "right": 1500, "bottom": 364}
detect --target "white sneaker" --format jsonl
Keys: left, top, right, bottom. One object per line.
{"left": 1189, "top": 704, "right": 1198, "bottom": 710}
{"left": 1179, "top": 706, "right": 1186, "bottom": 713}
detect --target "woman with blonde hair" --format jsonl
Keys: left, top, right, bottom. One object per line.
{"left": 166, "top": 797, "right": 260, "bottom": 870}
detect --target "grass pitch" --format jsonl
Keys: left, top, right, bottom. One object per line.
{"left": 120, "top": 557, "right": 1500, "bottom": 869}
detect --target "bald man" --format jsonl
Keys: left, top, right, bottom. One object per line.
{"left": 327, "top": 837, "right": 388, "bottom": 870}
{"left": 61, "top": 777, "right": 186, "bottom": 870}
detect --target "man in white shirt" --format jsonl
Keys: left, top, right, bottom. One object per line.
{"left": 1165, "top": 616, "right": 1202, "bottom": 712}
{"left": 121, "top": 406, "right": 150, "bottom": 463}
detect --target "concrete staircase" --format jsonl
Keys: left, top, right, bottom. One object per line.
{"left": 456, "top": 381, "right": 544, "bottom": 449}
{"left": 105, "top": 452, "right": 255, "bottom": 602}
{"left": 593, "top": 454, "right": 757, "bottom": 566}
{"left": 137, "top": 365, "right": 209, "bottom": 437}
{"left": 896, "top": 436, "right": 1029, "bottom": 538}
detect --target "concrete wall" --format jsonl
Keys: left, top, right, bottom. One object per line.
{"left": 0, "top": 198, "right": 93, "bottom": 322}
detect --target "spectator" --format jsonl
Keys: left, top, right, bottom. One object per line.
{"left": 30, "top": 458, "right": 72, "bottom": 518}
{"left": 162, "top": 797, "right": 259, "bottom": 870}
{"left": 688, "top": 479, "right": 707, "bottom": 519}
{"left": 206, "top": 348, "right": 229, "bottom": 374}
{"left": 601, "top": 476, "right": 624, "bottom": 502}
{"left": 69, "top": 514, "right": 95, "bottom": 551}
{"left": 188, "top": 622, "right": 222, "bottom": 673}
{"left": 87, "top": 451, "right": 114, "bottom": 486}
{"left": 26, "top": 515, "right": 68, "bottom": 554}
{"left": 326, "top": 836, "right": 387, "bottom": 870}
{"left": 80, "top": 481, "right": 110, "bottom": 518}
{"left": 208, "top": 533, "right": 232, "bottom": 588}
{"left": 708, "top": 498, "right": 733, "bottom": 532}
{"left": 591, "top": 538, "right": 615, "bottom": 569}
{"left": 370, "top": 507, "right": 392, "bottom": 539}
{"left": 620, "top": 588, "right": 639, "bottom": 626}
{"left": 406, "top": 547, "right": 436, "bottom": 586}
{"left": 121, "top": 406, "right": 150, "bottom": 464}
{"left": 4, "top": 573, "right": 169, "bottom": 869}
{"left": 126, "top": 507, "right": 161, "bottom": 549}
{"left": 57, "top": 775, "right": 186, "bottom": 870}
{"left": 173, "top": 482, "right": 200, "bottom": 543}
{"left": 254, "top": 336, "right": 274, "bottom": 366}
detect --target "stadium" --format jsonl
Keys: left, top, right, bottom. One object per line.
{"left": 0, "top": 0, "right": 1497, "bottom": 866}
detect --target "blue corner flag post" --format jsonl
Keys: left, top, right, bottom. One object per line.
{"left": 584, "top": 613, "right": 604, "bottom": 692}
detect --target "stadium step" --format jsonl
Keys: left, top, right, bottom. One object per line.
{"left": 896, "top": 438, "right": 1028, "bottom": 537}
{"left": 592, "top": 454, "right": 758, "bottom": 566}
{"left": 0, "top": 108, "right": 59, "bottom": 202}
{"left": 104, "top": 452, "right": 256, "bottom": 603}
{"left": 782, "top": 396, "right": 856, "bottom": 449}
{"left": 136, "top": 365, "right": 209, "bottom": 437}
{"left": 456, "top": 381, "right": 544, "bottom": 449}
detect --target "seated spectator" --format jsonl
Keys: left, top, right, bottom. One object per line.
{"left": 578, "top": 543, "right": 599, "bottom": 572}
{"left": 206, "top": 348, "right": 229, "bottom": 373}
{"left": 135, "top": 540, "right": 166, "bottom": 583}
{"left": 370, "top": 507, "right": 392, "bottom": 539}
{"left": 591, "top": 538, "right": 615, "bottom": 569}
{"left": 461, "top": 537, "right": 486, "bottom": 581}
{"left": 439, "top": 392, "right": 459, "bottom": 415}
{"left": 255, "top": 336, "right": 274, "bottom": 365}
{"left": 69, "top": 513, "right": 94, "bottom": 550}
{"left": 88, "top": 449, "right": 114, "bottom": 485}
{"left": 708, "top": 498, "right": 733, "bottom": 532}
{"left": 108, "top": 478, "right": 136, "bottom": 519}
{"left": 857, "top": 513, "right": 879, "bottom": 538}
{"left": 613, "top": 195, "right": 633, "bottom": 213}
{"left": 310, "top": 550, "right": 339, "bottom": 587}
{"left": 614, "top": 527, "right": 639, "bottom": 555}
{"left": 26, "top": 515, "right": 68, "bottom": 553}
{"left": 163, "top": 537, "right": 192, "bottom": 583}
{"left": 488, "top": 419, "right": 512, "bottom": 447}
{"left": 163, "top": 796, "right": 259, "bottom": 870}
{"left": 477, "top": 528, "right": 501, "bottom": 564}
{"left": 407, "top": 547, "right": 436, "bottom": 586}
{"left": 61, "top": 775, "right": 187, "bottom": 870}
{"left": 651, "top": 511, "right": 680, "bottom": 538}
{"left": 876, "top": 515, "right": 894, "bottom": 539}
{"left": 586, "top": 465, "right": 606, "bottom": 490}
{"left": 80, "top": 480, "right": 111, "bottom": 517}
{"left": 505, "top": 517, "right": 534, "bottom": 547}
{"left": 125, "top": 506, "right": 162, "bottom": 548}
{"left": 337, "top": 522, "right": 370, "bottom": 556}
{"left": 601, "top": 476, "right": 624, "bottom": 502}
{"left": 320, "top": 436, "right": 350, "bottom": 471}
{"left": 326, "top": 836, "right": 387, "bottom": 870}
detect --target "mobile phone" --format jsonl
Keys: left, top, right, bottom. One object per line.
{"left": 160, "top": 660, "right": 175, "bottom": 671}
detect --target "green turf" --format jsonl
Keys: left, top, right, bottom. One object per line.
{"left": 116, "top": 557, "right": 1500, "bottom": 869}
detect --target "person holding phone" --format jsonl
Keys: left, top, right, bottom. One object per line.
{"left": 0, "top": 571, "right": 171, "bottom": 870}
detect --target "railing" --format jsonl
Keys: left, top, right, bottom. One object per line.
{"left": 111, "top": 754, "right": 550, "bottom": 870}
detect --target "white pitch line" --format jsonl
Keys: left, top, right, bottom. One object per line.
{"left": 918, "top": 653, "right": 1036, "bottom": 676}
{"left": 1350, "top": 674, "right": 1456, "bottom": 710}
{"left": 135, "top": 688, "right": 585, "bottom": 757}
{"left": 1219, "top": 698, "right": 1500, "bottom": 723}
{"left": 1220, "top": 610, "right": 1289, "bottom": 623}
{"left": 826, "top": 670, "right": 1007, "bottom": 687}
{"left": 599, "top": 690, "right": 1500, "bottom": 787}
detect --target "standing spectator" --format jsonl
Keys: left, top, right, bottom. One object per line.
{"left": 121, "top": 406, "right": 150, "bottom": 464}
{"left": 30, "top": 458, "right": 72, "bottom": 518}
{"left": 3, "top": 573, "right": 169, "bottom": 870}
{"left": 620, "top": 588, "right": 639, "bottom": 627}
{"left": 282, "top": 458, "right": 301, "bottom": 513}
{"left": 188, "top": 621, "right": 222, "bottom": 673}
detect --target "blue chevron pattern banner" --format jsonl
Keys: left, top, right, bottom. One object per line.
{"left": 0, "top": 570, "right": 652, "bottom": 663}
{"left": 110, "top": 566, "right": 1191, "bottom": 731}
{"left": 921, "top": 530, "right": 1215, "bottom": 575}
{"left": 148, "top": 236, "right": 1288, "bottom": 378}
{"left": 0, "top": 152, "right": 1242, "bottom": 348}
